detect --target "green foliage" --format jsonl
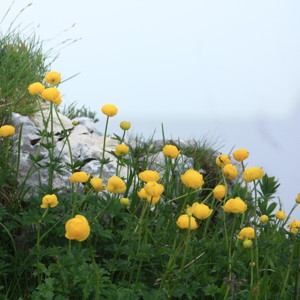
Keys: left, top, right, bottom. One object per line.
{"left": 58, "top": 101, "right": 99, "bottom": 123}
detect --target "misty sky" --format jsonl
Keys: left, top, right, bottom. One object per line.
{"left": 1, "top": 0, "right": 300, "bottom": 217}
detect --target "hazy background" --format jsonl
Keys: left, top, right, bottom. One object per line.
{"left": 1, "top": 0, "right": 300, "bottom": 217}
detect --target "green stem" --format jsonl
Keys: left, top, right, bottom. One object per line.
{"left": 99, "top": 116, "right": 109, "bottom": 178}
{"left": 89, "top": 240, "right": 100, "bottom": 300}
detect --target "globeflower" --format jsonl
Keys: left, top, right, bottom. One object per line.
{"left": 287, "top": 219, "right": 300, "bottom": 234}
{"left": 222, "top": 197, "right": 247, "bottom": 214}
{"left": 162, "top": 145, "right": 180, "bottom": 159}
{"left": 223, "top": 164, "right": 238, "bottom": 180}
{"left": 213, "top": 185, "right": 226, "bottom": 201}
{"left": 233, "top": 149, "right": 249, "bottom": 162}
{"left": 216, "top": 154, "right": 231, "bottom": 167}
{"left": 181, "top": 169, "right": 204, "bottom": 189}
{"left": 65, "top": 215, "right": 90, "bottom": 242}
{"left": 40, "top": 194, "right": 59, "bottom": 208}
{"left": 243, "top": 167, "right": 264, "bottom": 182}
{"left": 69, "top": 171, "right": 90, "bottom": 183}
{"left": 191, "top": 203, "right": 213, "bottom": 219}
{"left": 106, "top": 176, "right": 126, "bottom": 193}
{"left": 45, "top": 71, "right": 61, "bottom": 85}
{"left": 0, "top": 125, "right": 15, "bottom": 137}
{"left": 296, "top": 193, "right": 300, "bottom": 204}
{"left": 138, "top": 170, "right": 160, "bottom": 182}
{"left": 120, "top": 197, "right": 130, "bottom": 206}
{"left": 90, "top": 177, "right": 103, "bottom": 192}
{"left": 176, "top": 214, "right": 198, "bottom": 230}
{"left": 275, "top": 210, "right": 286, "bottom": 220}
{"left": 115, "top": 144, "right": 129, "bottom": 156}
{"left": 120, "top": 121, "right": 131, "bottom": 130}
{"left": 42, "top": 87, "right": 60, "bottom": 103}
{"left": 101, "top": 104, "right": 118, "bottom": 117}
{"left": 28, "top": 82, "right": 45, "bottom": 95}
{"left": 243, "top": 240, "right": 253, "bottom": 248}
{"left": 52, "top": 95, "right": 62, "bottom": 105}
{"left": 237, "top": 227, "right": 255, "bottom": 240}
{"left": 259, "top": 215, "right": 269, "bottom": 224}
{"left": 144, "top": 181, "right": 164, "bottom": 197}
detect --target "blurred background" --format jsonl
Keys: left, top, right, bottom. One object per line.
{"left": 1, "top": 0, "right": 300, "bottom": 215}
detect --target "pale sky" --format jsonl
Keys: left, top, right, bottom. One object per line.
{"left": 1, "top": 0, "right": 300, "bottom": 217}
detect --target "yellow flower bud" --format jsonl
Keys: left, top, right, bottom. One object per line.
{"left": 69, "top": 171, "right": 90, "bottom": 183}
{"left": 233, "top": 149, "right": 249, "bottom": 162}
{"left": 90, "top": 177, "right": 103, "bottom": 192}
{"left": 106, "top": 176, "right": 126, "bottom": 193}
{"left": 138, "top": 170, "right": 160, "bottom": 183}
{"left": 120, "top": 121, "right": 131, "bottom": 130}
{"left": 101, "top": 104, "right": 118, "bottom": 117}
{"left": 176, "top": 214, "right": 198, "bottom": 230}
{"left": 40, "top": 194, "right": 59, "bottom": 208}
{"left": 115, "top": 144, "right": 129, "bottom": 156}
{"left": 259, "top": 215, "right": 269, "bottom": 224}
{"left": 28, "top": 82, "right": 45, "bottom": 95}
{"left": 275, "top": 211, "right": 286, "bottom": 220}
{"left": 213, "top": 185, "right": 226, "bottom": 201}
{"left": 216, "top": 154, "right": 231, "bottom": 167}
{"left": 222, "top": 197, "right": 247, "bottom": 214}
{"left": 120, "top": 197, "right": 130, "bottom": 206}
{"left": 162, "top": 145, "right": 180, "bottom": 159}
{"left": 181, "top": 169, "right": 204, "bottom": 189}
{"left": 42, "top": 87, "right": 60, "bottom": 102}
{"left": 65, "top": 215, "right": 90, "bottom": 242}
{"left": 238, "top": 227, "right": 255, "bottom": 240}
{"left": 243, "top": 167, "right": 264, "bottom": 182}
{"left": 191, "top": 203, "right": 213, "bottom": 219}
{"left": 0, "top": 125, "right": 15, "bottom": 137}
{"left": 243, "top": 239, "right": 253, "bottom": 248}
{"left": 223, "top": 164, "right": 238, "bottom": 180}
{"left": 45, "top": 71, "right": 61, "bottom": 85}
{"left": 296, "top": 193, "right": 300, "bottom": 204}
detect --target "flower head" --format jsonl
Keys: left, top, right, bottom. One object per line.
{"left": 296, "top": 193, "right": 300, "bottom": 204}
{"left": 243, "top": 167, "right": 264, "bottom": 182}
{"left": 181, "top": 169, "right": 204, "bottom": 189}
{"left": 191, "top": 203, "right": 213, "bottom": 219}
{"left": 243, "top": 240, "right": 253, "bottom": 248}
{"left": 176, "top": 214, "right": 198, "bottom": 230}
{"left": 162, "top": 145, "right": 180, "bottom": 159}
{"left": 40, "top": 194, "right": 58, "bottom": 208}
{"left": 144, "top": 181, "right": 164, "bottom": 197}
{"left": 287, "top": 219, "right": 300, "bottom": 234}
{"left": 237, "top": 227, "right": 255, "bottom": 240}
{"left": 222, "top": 197, "right": 247, "bottom": 214}
{"left": 120, "top": 197, "right": 130, "bottom": 206}
{"left": 101, "top": 104, "right": 118, "bottom": 117}
{"left": 223, "top": 164, "right": 238, "bottom": 180}
{"left": 120, "top": 121, "right": 131, "bottom": 130}
{"left": 0, "top": 125, "right": 15, "bottom": 137}
{"left": 233, "top": 149, "right": 249, "bottom": 162}
{"left": 138, "top": 170, "right": 160, "bottom": 182}
{"left": 213, "top": 185, "right": 227, "bottom": 201}
{"left": 28, "top": 82, "right": 45, "bottom": 95}
{"left": 90, "top": 177, "right": 103, "bottom": 192}
{"left": 65, "top": 215, "right": 90, "bottom": 242}
{"left": 106, "top": 176, "right": 126, "bottom": 193}
{"left": 52, "top": 95, "right": 62, "bottom": 105}
{"left": 45, "top": 71, "right": 61, "bottom": 85}
{"left": 259, "top": 215, "right": 269, "bottom": 224}
{"left": 115, "top": 144, "right": 129, "bottom": 156}
{"left": 42, "top": 87, "right": 60, "bottom": 103}
{"left": 275, "top": 210, "right": 286, "bottom": 220}
{"left": 69, "top": 171, "right": 90, "bottom": 183}
{"left": 216, "top": 154, "right": 231, "bottom": 167}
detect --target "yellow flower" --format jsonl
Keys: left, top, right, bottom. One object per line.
{"left": 275, "top": 210, "right": 286, "bottom": 220}
{"left": 52, "top": 95, "right": 62, "bottom": 105}
{"left": 237, "top": 227, "right": 255, "bottom": 240}
{"left": 138, "top": 170, "right": 160, "bottom": 182}
{"left": 45, "top": 71, "right": 61, "bottom": 85}
{"left": 243, "top": 240, "right": 253, "bottom": 248}
{"left": 287, "top": 219, "right": 300, "bottom": 234}
{"left": 120, "top": 121, "right": 131, "bottom": 130}
{"left": 233, "top": 149, "right": 249, "bottom": 162}
{"left": 181, "top": 169, "right": 204, "bottom": 189}
{"left": 222, "top": 197, "right": 247, "bottom": 214}
{"left": 101, "top": 104, "right": 118, "bottom": 117}
{"left": 191, "top": 203, "right": 213, "bottom": 220}
{"left": 69, "top": 171, "right": 90, "bottom": 183}
{"left": 0, "top": 125, "right": 15, "bottom": 137}
{"left": 259, "top": 215, "right": 269, "bottom": 224}
{"left": 176, "top": 214, "right": 198, "bottom": 230}
{"left": 40, "top": 194, "right": 58, "bottom": 208}
{"left": 90, "top": 177, "right": 103, "bottom": 192}
{"left": 144, "top": 181, "right": 164, "bottom": 197}
{"left": 162, "top": 145, "right": 180, "bottom": 159}
{"left": 115, "top": 144, "right": 129, "bottom": 156}
{"left": 42, "top": 87, "right": 60, "bottom": 102}
{"left": 106, "top": 176, "right": 126, "bottom": 193}
{"left": 120, "top": 197, "right": 130, "bottom": 206}
{"left": 223, "top": 164, "right": 238, "bottom": 180}
{"left": 243, "top": 167, "right": 264, "bottom": 182}
{"left": 216, "top": 154, "right": 231, "bottom": 167}
{"left": 296, "top": 193, "right": 300, "bottom": 204}
{"left": 65, "top": 215, "right": 90, "bottom": 242}
{"left": 213, "top": 185, "right": 227, "bottom": 201}
{"left": 28, "top": 82, "right": 45, "bottom": 95}
{"left": 137, "top": 188, "right": 148, "bottom": 199}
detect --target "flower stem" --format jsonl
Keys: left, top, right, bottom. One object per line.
{"left": 99, "top": 116, "right": 109, "bottom": 178}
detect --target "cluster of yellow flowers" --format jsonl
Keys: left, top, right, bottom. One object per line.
{"left": 0, "top": 125, "right": 15, "bottom": 137}
{"left": 28, "top": 71, "right": 62, "bottom": 105}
